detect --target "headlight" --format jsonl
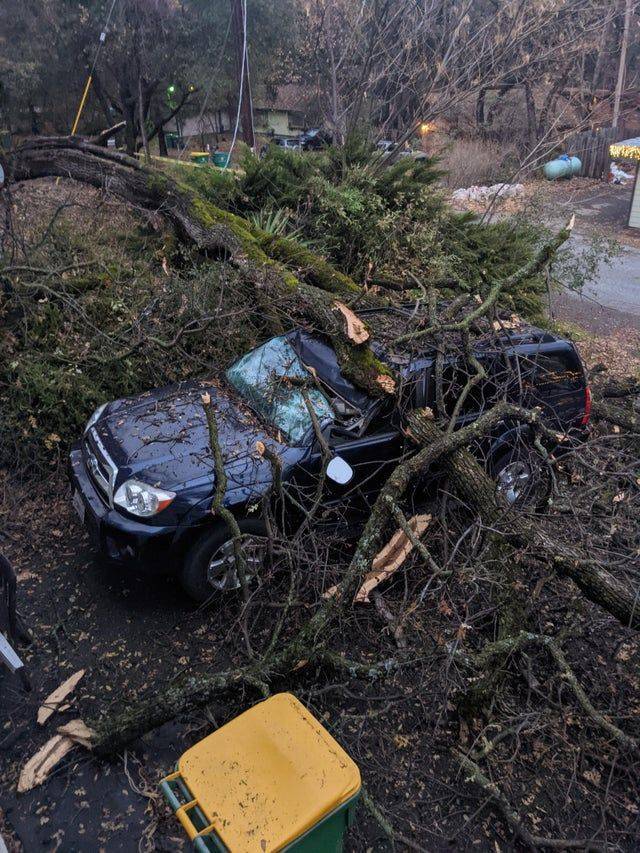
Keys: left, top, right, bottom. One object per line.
{"left": 85, "top": 403, "right": 107, "bottom": 433}
{"left": 114, "top": 479, "right": 176, "bottom": 518}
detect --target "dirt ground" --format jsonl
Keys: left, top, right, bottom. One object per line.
{"left": 2, "top": 469, "right": 640, "bottom": 853}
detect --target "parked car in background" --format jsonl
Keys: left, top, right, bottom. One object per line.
{"left": 376, "top": 139, "right": 429, "bottom": 160}
{"left": 299, "top": 128, "right": 333, "bottom": 150}
{"left": 69, "top": 308, "right": 590, "bottom": 602}
{"left": 272, "top": 136, "right": 301, "bottom": 150}
{"left": 260, "top": 136, "right": 302, "bottom": 157}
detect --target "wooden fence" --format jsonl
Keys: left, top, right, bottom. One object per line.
{"left": 565, "top": 127, "right": 617, "bottom": 179}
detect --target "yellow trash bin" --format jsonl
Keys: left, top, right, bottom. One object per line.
{"left": 160, "top": 692, "right": 361, "bottom": 852}
{"left": 190, "top": 151, "right": 211, "bottom": 164}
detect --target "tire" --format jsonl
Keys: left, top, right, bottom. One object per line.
{"left": 490, "top": 443, "right": 551, "bottom": 510}
{"left": 180, "top": 519, "right": 268, "bottom": 603}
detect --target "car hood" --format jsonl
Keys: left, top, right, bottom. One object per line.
{"left": 91, "top": 379, "right": 288, "bottom": 492}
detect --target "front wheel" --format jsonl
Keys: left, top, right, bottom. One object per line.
{"left": 180, "top": 519, "right": 268, "bottom": 603}
{"left": 490, "top": 443, "right": 552, "bottom": 510}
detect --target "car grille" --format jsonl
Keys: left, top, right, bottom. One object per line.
{"left": 83, "top": 429, "right": 118, "bottom": 506}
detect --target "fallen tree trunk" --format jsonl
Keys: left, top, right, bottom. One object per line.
{"left": 591, "top": 400, "right": 640, "bottom": 434}
{"left": 2, "top": 136, "right": 394, "bottom": 397}
{"left": 407, "top": 411, "right": 640, "bottom": 631}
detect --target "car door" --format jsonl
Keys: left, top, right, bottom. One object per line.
{"left": 326, "top": 417, "right": 405, "bottom": 514}
{"left": 289, "top": 367, "right": 432, "bottom": 525}
{"left": 283, "top": 407, "right": 404, "bottom": 530}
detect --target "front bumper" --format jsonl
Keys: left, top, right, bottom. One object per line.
{"left": 69, "top": 446, "right": 181, "bottom": 573}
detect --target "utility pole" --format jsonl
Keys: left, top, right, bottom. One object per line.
{"left": 613, "top": 0, "right": 633, "bottom": 129}
{"left": 230, "top": 0, "right": 254, "bottom": 149}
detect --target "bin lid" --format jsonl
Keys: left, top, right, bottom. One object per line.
{"left": 177, "top": 692, "right": 361, "bottom": 852}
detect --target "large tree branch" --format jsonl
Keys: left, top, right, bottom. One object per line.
{"left": 2, "top": 136, "right": 393, "bottom": 396}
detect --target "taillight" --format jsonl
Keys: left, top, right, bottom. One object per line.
{"left": 581, "top": 385, "right": 592, "bottom": 426}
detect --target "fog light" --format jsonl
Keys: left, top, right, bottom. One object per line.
{"left": 105, "top": 534, "right": 136, "bottom": 561}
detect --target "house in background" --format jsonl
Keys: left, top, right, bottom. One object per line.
{"left": 167, "top": 85, "right": 315, "bottom": 151}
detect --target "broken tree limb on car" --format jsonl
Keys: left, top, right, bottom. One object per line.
{"left": 83, "top": 404, "right": 567, "bottom": 755}
{"left": 406, "top": 407, "right": 640, "bottom": 631}
{"left": 201, "top": 392, "right": 251, "bottom": 611}
{"left": 2, "top": 136, "right": 394, "bottom": 396}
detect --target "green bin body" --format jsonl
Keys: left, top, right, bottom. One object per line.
{"left": 190, "top": 152, "right": 211, "bottom": 164}
{"left": 212, "top": 151, "right": 230, "bottom": 168}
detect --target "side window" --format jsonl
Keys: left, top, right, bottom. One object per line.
{"left": 432, "top": 355, "right": 509, "bottom": 419}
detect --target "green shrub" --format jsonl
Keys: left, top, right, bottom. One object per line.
{"left": 233, "top": 145, "right": 541, "bottom": 304}
{"left": 161, "top": 159, "right": 241, "bottom": 210}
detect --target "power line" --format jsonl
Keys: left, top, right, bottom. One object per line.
{"left": 227, "top": 0, "right": 252, "bottom": 163}
{"left": 70, "top": 0, "right": 119, "bottom": 135}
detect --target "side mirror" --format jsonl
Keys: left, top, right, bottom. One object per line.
{"left": 326, "top": 456, "right": 354, "bottom": 485}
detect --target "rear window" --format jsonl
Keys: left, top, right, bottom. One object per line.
{"left": 517, "top": 351, "right": 584, "bottom": 399}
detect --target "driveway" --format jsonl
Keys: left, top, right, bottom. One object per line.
{"left": 548, "top": 180, "right": 640, "bottom": 329}
{"left": 569, "top": 234, "right": 640, "bottom": 316}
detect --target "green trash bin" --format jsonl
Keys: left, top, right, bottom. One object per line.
{"left": 212, "top": 151, "right": 231, "bottom": 168}
{"left": 160, "top": 693, "right": 361, "bottom": 852}
{"left": 190, "top": 151, "right": 211, "bottom": 164}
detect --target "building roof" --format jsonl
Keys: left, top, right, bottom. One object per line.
{"left": 258, "top": 84, "right": 311, "bottom": 113}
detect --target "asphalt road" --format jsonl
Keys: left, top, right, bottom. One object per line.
{"left": 550, "top": 181, "right": 640, "bottom": 326}
{"left": 570, "top": 234, "right": 640, "bottom": 316}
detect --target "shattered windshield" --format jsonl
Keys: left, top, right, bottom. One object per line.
{"left": 226, "top": 336, "right": 334, "bottom": 445}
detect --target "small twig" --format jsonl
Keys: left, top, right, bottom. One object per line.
{"left": 361, "top": 788, "right": 430, "bottom": 852}
{"left": 456, "top": 750, "right": 614, "bottom": 851}
{"left": 371, "top": 591, "right": 407, "bottom": 649}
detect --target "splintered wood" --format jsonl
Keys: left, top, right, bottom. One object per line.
{"left": 17, "top": 720, "right": 95, "bottom": 792}
{"left": 333, "top": 301, "right": 370, "bottom": 344}
{"left": 37, "top": 669, "right": 85, "bottom": 725}
{"left": 355, "top": 514, "right": 432, "bottom": 603}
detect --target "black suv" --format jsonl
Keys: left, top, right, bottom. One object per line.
{"left": 69, "top": 309, "right": 590, "bottom": 601}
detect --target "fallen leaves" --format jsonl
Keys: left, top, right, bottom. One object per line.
{"left": 355, "top": 514, "right": 431, "bottom": 603}
{"left": 37, "top": 669, "right": 85, "bottom": 725}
